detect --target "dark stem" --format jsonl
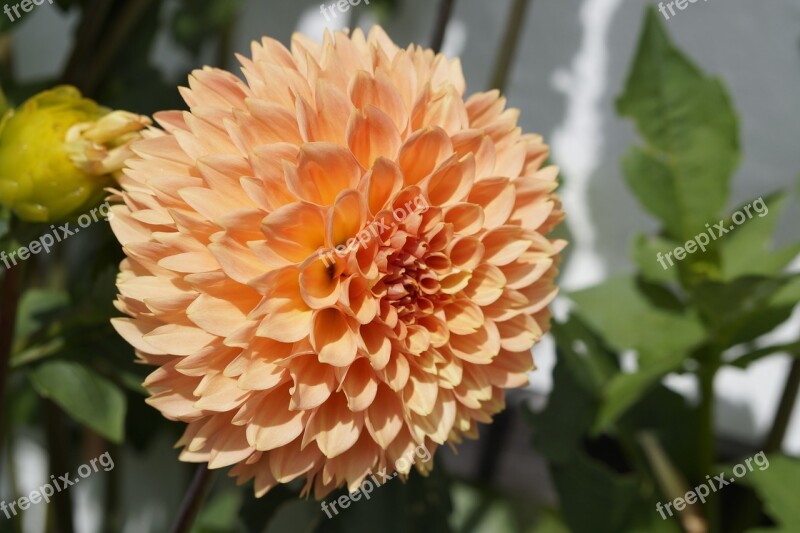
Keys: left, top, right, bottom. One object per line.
{"left": 170, "top": 464, "right": 214, "bottom": 533}
{"left": 489, "top": 0, "right": 532, "bottom": 91}
{"left": 429, "top": 0, "right": 455, "bottom": 53}
{"left": 44, "top": 401, "right": 75, "bottom": 533}
{"left": 216, "top": 19, "right": 235, "bottom": 70}
{"left": 764, "top": 355, "right": 800, "bottom": 452}
{"left": 60, "top": 0, "right": 115, "bottom": 91}
{"left": 80, "top": 0, "right": 156, "bottom": 96}
{"left": 5, "top": 439, "right": 23, "bottom": 533}
{"left": 0, "top": 262, "right": 22, "bottom": 446}
{"left": 0, "top": 33, "right": 13, "bottom": 86}
{"left": 730, "top": 353, "right": 800, "bottom": 531}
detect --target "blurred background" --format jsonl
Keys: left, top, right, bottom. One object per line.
{"left": 1, "top": 0, "right": 799, "bottom": 532}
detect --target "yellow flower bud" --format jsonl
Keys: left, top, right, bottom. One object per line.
{"left": 0, "top": 86, "right": 151, "bottom": 222}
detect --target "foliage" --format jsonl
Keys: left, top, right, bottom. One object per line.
{"left": 528, "top": 6, "right": 800, "bottom": 533}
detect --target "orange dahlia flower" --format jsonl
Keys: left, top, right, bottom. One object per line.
{"left": 111, "top": 27, "right": 565, "bottom": 499}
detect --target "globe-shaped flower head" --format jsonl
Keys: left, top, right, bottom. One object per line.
{"left": 111, "top": 27, "right": 565, "bottom": 498}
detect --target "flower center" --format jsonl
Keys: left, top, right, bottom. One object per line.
{"left": 382, "top": 237, "right": 444, "bottom": 321}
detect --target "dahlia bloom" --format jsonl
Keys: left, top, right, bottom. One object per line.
{"left": 111, "top": 27, "right": 564, "bottom": 498}
{"left": 0, "top": 86, "right": 150, "bottom": 222}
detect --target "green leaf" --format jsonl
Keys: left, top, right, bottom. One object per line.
{"left": 593, "top": 349, "right": 688, "bottom": 433}
{"left": 449, "top": 483, "right": 520, "bottom": 533}
{"left": 533, "top": 318, "right": 619, "bottom": 458}
{"left": 740, "top": 455, "right": 800, "bottom": 532}
{"left": 170, "top": 0, "right": 244, "bottom": 56}
{"left": 570, "top": 277, "right": 706, "bottom": 429}
{"left": 770, "top": 275, "right": 800, "bottom": 308}
{"left": 720, "top": 193, "right": 800, "bottom": 280}
{"left": 14, "top": 288, "right": 70, "bottom": 340}
{"left": 691, "top": 275, "right": 799, "bottom": 347}
{"left": 529, "top": 510, "right": 571, "bottom": 533}
{"left": 264, "top": 499, "right": 321, "bottom": 533}
{"left": 550, "top": 455, "right": 640, "bottom": 533}
{"left": 570, "top": 276, "right": 706, "bottom": 358}
{"left": 321, "top": 468, "right": 453, "bottom": 533}
{"left": 617, "top": 6, "right": 739, "bottom": 241}
{"left": 623, "top": 386, "right": 701, "bottom": 478}
{"left": 192, "top": 489, "right": 244, "bottom": 533}
{"left": 729, "top": 341, "right": 800, "bottom": 369}
{"left": 632, "top": 234, "right": 680, "bottom": 284}
{"left": 28, "top": 361, "right": 127, "bottom": 443}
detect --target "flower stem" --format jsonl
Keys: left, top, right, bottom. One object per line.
{"left": 0, "top": 261, "right": 22, "bottom": 445}
{"left": 489, "top": 0, "right": 532, "bottom": 91}
{"left": 429, "top": 0, "right": 456, "bottom": 53}
{"left": 733, "top": 352, "right": 800, "bottom": 531}
{"left": 170, "top": 464, "right": 215, "bottom": 533}
{"left": 698, "top": 364, "right": 719, "bottom": 533}
{"left": 764, "top": 354, "right": 800, "bottom": 452}
{"left": 61, "top": 0, "right": 115, "bottom": 90}
{"left": 638, "top": 431, "right": 706, "bottom": 533}
{"left": 44, "top": 401, "right": 75, "bottom": 533}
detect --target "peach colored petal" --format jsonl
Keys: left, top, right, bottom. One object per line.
{"left": 310, "top": 308, "right": 357, "bottom": 367}
{"left": 257, "top": 201, "right": 326, "bottom": 266}
{"left": 398, "top": 127, "right": 452, "bottom": 185}
{"left": 302, "top": 392, "right": 362, "bottom": 458}
{"left": 340, "top": 357, "right": 378, "bottom": 412}
{"left": 347, "top": 105, "right": 402, "bottom": 169}
{"left": 286, "top": 143, "right": 363, "bottom": 205}
{"left": 358, "top": 157, "right": 403, "bottom": 215}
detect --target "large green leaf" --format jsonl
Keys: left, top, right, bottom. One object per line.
{"left": 13, "top": 288, "right": 70, "bottom": 340}
{"left": 550, "top": 455, "right": 640, "bottom": 533}
{"left": 28, "top": 361, "right": 127, "bottom": 443}
{"left": 632, "top": 234, "right": 681, "bottom": 284}
{"left": 740, "top": 455, "right": 800, "bottom": 533}
{"left": 618, "top": 7, "right": 739, "bottom": 241}
{"left": 570, "top": 276, "right": 706, "bottom": 358}
{"left": 691, "top": 275, "right": 799, "bottom": 348}
{"left": 592, "top": 349, "right": 689, "bottom": 433}
{"left": 719, "top": 193, "right": 800, "bottom": 280}
{"left": 570, "top": 276, "right": 706, "bottom": 429}
{"left": 193, "top": 489, "right": 245, "bottom": 533}
{"left": 315, "top": 468, "right": 453, "bottom": 533}
{"left": 623, "top": 386, "right": 701, "bottom": 479}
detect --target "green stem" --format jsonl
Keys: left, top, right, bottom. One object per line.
{"left": 698, "top": 364, "right": 719, "bottom": 533}
{"left": 489, "top": 0, "right": 531, "bottom": 91}
{"left": 638, "top": 431, "right": 707, "bottom": 533}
